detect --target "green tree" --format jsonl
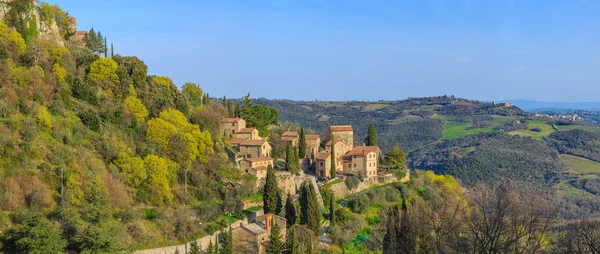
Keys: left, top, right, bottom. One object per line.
{"left": 189, "top": 239, "right": 201, "bottom": 254}
{"left": 385, "top": 146, "right": 406, "bottom": 169}
{"left": 86, "top": 28, "right": 100, "bottom": 52}
{"left": 365, "top": 123, "right": 378, "bottom": 146}
{"left": 285, "top": 193, "right": 297, "bottom": 226}
{"left": 266, "top": 222, "right": 283, "bottom": 254}
{"left": 88, "top": 58, "right": 119, "bottom": 92}
{"left": 219, "top": 227, "right": 233, "bottom": 254}
{"left": 263, "top": 166, "right": 281, "bottom": 214}
{"left": 143, "top": 155, "right": 173, "bottom": 205}
{"left": 207, "top": 239, "right": 214, "bottom": 254}
{"left": 227, "top": 100, "right": 233, "bottom": 117}
{"left": 285, "top": 226, "right": 301, "bottom": 254}
{"left": 37, "top": 105, "right": 53, "bottom": 131}
{"left": 234, "top": 102, "right": 240, "bottom": 117}
{"left": 1, "top": 212, "right": 67, "bottom": 254}
{"left": 299, "top": 182, "right": 320, "bottom": 234}
{"left": 182, "top": 82, "right": 203, "bottom": 106}
{"left": 285, "top": 141, "right": 299, "bottom": 174}
{"left": 330, "top": 135, "right": 336, "bottom": 178}
{"left": 298, "top": 127, "right": 306, "bottom": 158}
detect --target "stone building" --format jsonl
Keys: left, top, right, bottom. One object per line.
{"left": 239, "top": 139, "right": 272, "bottom": 158}
{"left": 232, "top": 213, "right": 287, "bottom": 254}
{"left": 220, "top": 118, "right": 246, "bottom": 137}
{"left": 330, "top": 125, "right": 354, "bottom": 148}
{"left": 305, "top": 134, "right": 321, "bottom": 157}
{"left": 281, "top": 131, "right": 299, "bottom": 146}
{"left": 342, "top": 146, "right": 381, "bottom": 181}
{"left": 315, "top": 151, "right": 343, "bottom": 178}
{"left": 240, "top": 157, "right": 273, "bottom": 179}
{"left": 236, "top": 128, "right": 260, "bottom": 141}
{"left": 325, "top": 140, "right": 351, "bottom": 158}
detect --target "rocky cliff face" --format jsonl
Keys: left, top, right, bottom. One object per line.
{"left": 0, "top": 0, "right": 64, "bottom": 46}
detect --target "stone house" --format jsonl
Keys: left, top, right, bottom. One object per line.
{"left": 236, "top": 128, "right": 261, "bottom": 141}
{"left": 220, "top": 118, "right": 246, "bottom": 137}
{"left": 342, "top": 146, "right": 381, "bottom": 180}
{"left": 315, "top": 152, "right": 343, "bottom": 178}
{"left": 239, "top": 139, "right": 272, "bottom": 158}
{"left": 281, "top": 131, "right": 299, "bottom": 146}
{"left": 325, "top": 140, "right": 351, "bottom": 158}
{"left": 240, "top": 157, "right": 274, "bottom": 179}
{"left": 305, "top": 134, "right": 321, "bottom": 157}
{"left": 330, "top": 125, "right": 354, "bottom": 148}
{"left": 232, "top": 213, "right": 286, "bottom": 254}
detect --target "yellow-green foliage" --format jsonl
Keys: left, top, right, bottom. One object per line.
{"left": 65, "top": 173, "right": 84, "bottom": 206}
{"left": 88, "top": 58, "right": 119, "bottom": 91}
{"left": 423, "top": 171, "right": 464, "bottom": 200}
{"left": 115, "top": 153, "right": 146, "bottom": 187}
{"left": 144, "top": 155, "right": 174, "bottom": 205}
{"left": 147, "top": 109, "right": 214, "bottom": 163}
{"left": 52, "top": 63, "right": 66, "bottom": 83}
{"left": 37, "top": 105, "right": 52, "bottom": 131}
{"left": 0, "top": 20, "right": 26, "bottom": 55}
{"left": 153, "top": 76, "right": 175, "bottom": 88}
{"left": 124, "top": 96, "right": 148, "bottom": 124}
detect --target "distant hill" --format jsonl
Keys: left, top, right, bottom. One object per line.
{"left": 505, "top": 99, "right": 600, "bottom": 111}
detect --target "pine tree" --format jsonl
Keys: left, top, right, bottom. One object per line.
{"left": 87, "top": 28, "right": 98, "bottom": 52}
{"left": 285, "top": 226, "right": 301, "bottom": 254}
{"left": 207, "top": 239, "right": 214, "bottom": 254}
{"left": 299, "top": 182, "right": 320, "bottom": 235}
{"left": 227, "top": 100, "right": 233, "bottom": 117}
{"left": 365, "top": 123, "right": 378, "bottom": 146}
{"left": 330, "top": 135, "right": 336, "bottom": 178}
{"left": 298, "top": 127, "right": 306, "bottom": 158}
{"left": 220, "top": 227, "right": 233, "bottom": 254}
{"left": 263, "top": 166, "right": 280, "bottom": 214}
{"left": 285, "top": 193, "right": 297, "bottom": 226}
{"left": 329, "top": 194, "right": 335, "bottom": 226}
{"left": 189, "top": 239, "right": 201, "bottom": 254}
{"left": 285, "top": 141, "right": 298, "bottom": 174}
{"left": 266, "top": 222, "right": 283, "bottom": 254}
{"left": 96, "top": 31, "right": 104, "bottom": 54}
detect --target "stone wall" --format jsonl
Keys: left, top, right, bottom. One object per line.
{"left": 329, "top": 180, "right": 370, "bottom": 199}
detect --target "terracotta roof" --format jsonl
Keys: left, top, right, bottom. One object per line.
{"left": 222, "top": 117, "right": 244, "bottom": 123}
{"left": 244, "top": 157, "right": 273, "bottom": 163}
{"left": 230, "top": 137, "right": 245, "bottom": 145}
{"left": 282, "top": 136, "right": 298, "bottom": 141}
{"left": 330, "top": 125, "right": 353, "bottom": 132}
{"left": 346, "top": 146, "right": 381, "bottom": 156}
{"left": 315, "top": 152, "right": 330, "bottom": 160}
{"left": 325, "top": 140, "right": 344, "bottom": 146}
{"left": 305, "top": 134, "right": 320, "bottom": 140}
{"left": 240, "top": 140, "right": 268, "bottom": 146}
{"left": 282, "top": 131, "right": 299, "bottom": 137}
{"left": 238, "top": 128, "right": 257, "bottom": 133}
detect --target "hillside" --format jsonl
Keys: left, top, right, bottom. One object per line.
{"left": 255, "top": 97, "right": 527, "bottom": 152}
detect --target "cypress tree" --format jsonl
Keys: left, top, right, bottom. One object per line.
{"left": 298, "top": 128, "right": 306, "bottom": 158}
{"left": 207, "top": 239, "right": 214, "bottom": 254}
{"left": 227, "top": 100, "right": 233, "bottom": 117}
{"left": 263, "top": 166, "right": 280, "bottom": 214}
{"left": 299, "top": 182, "right": 320, "bottom": 235}
{"left": 214, "top": 235, "right": 219, "bottom": 254}
{"left": 285, "top": 226, "right": 300, "bottom": 254}
{"left": 330, "top": 135, "right": 336, "bottom": 178}
{"left": 234, "top": 102, "right": 240, "bottom": 117}
{"left": 285, "top": 141, "right": 298, "bottom": 174}
{"left": 329, "top": 194, "right": 335, "bottom": 226}
{"left": 275, "top": 190, "right": 283, "bottom": 215}
{"left": 266, "top": 222, "right": 283, "bottom": 254}
{"left": 222, "top": 96, "right": 227, "bottom": 108}
{"left": 382, "top": 205, "right": 400, "bottom": 254}
{"left": 285, "top": 193, "right": 297, "bottom": 226}
{"left": 220, "top": 227, "right": 233, "bottom": 254}
{"left": 189, "top": 239, "right": 201, "bottom": 254}
{"left": 110, "top": 43, "right": 114, "bottom": 58}
{"left": 365, "top": 123, "right": 378, "bottom": 146}
{"left": 104, "top": 36, "right": 108, "bottom": 57}
{"left": 306, "top": 235, "right": 313, "bottom": 254}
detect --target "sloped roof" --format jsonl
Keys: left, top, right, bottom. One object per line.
{"left": 305, "top": 134, "right": 320, "bottom": 140}
{"left": 346, "top": 146, "right": 381, "bottom": 156}
{"left": 238, "top": 128, "right": 258, "bottom": 133}
{"left": 243, "top": 223, "right": 267, "bottom": 235}
{"left": 240, "top": 140, "right": 268, "bottom": 146}
{"left": 325, "top": 140, "right": 344, "bottom": 146}
{"left": 222, "top": 117, "right": 244, "bottom": 123}
{"left": 330, "top": 125, "right": 353, "bottom": 132}
{"left": 230, "top": 137, "right": 245, "bottom": 145}
{"left": 282, "top": 131, "right": 299, "bottom": 137}
{"left": 254, "top": 166, "right": 268, "bottom": 171}
{"left": 315, "top": 152, "right": 330, "bottom": 160}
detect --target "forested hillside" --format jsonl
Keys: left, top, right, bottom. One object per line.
{"left": 0, "top": 1, "right": 278, "bottom": 252}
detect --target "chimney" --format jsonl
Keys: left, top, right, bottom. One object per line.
{"left": 265, "top": 214, "right": 273, "bottom": 233}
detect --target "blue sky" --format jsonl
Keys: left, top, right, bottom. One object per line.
{"left": 56, "top": 0, "right": 600, "bottom": 102}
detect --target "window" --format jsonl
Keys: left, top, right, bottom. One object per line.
{"left": 232, "top": 130, "right": 236, "bottom": 134}
{"left": 320, "top": 162, "right": 324, "bottom": 166}
{"left": 232, "top": 123, "right": 235, "bottom": 126}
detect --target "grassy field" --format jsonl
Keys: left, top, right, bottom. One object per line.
{"left": 561, "top": 154, "right": 600, "bottom": 176}
{"left": 556, "top": 125, "right": 600, "bottom": 134}
{"left": 441, "top": 116, "right": 514, "bottom": 140}
{"left": 509, "top": 120, "right": 555, "bottom": 141}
